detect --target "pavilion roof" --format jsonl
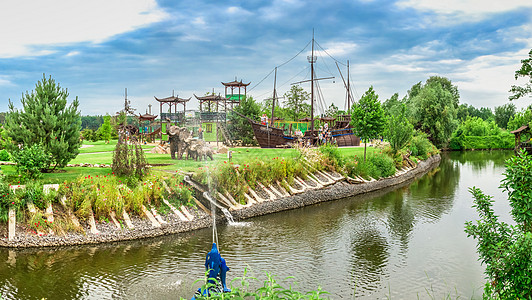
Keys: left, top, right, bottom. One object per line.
{"left": 194, "top": 94, "right": 225, "bottom": 101}
{"left": 222, "top": 80, "right": 250, "bottom": 87}
{"left": 154, "top": 96, "right": 191, "bottom": 103}
{"left": 138, "top": 113, "right": 158, "bottom": 121}
{"left": 510, "top": 124, "right": 530, "bottom": 134}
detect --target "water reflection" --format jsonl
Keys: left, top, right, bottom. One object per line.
{"left": 0, "top": 151, "right": 514, "bottom": 299}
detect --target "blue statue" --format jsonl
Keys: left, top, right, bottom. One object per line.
{"left": 192, "top": 243, "right": 230, "bottom": 299}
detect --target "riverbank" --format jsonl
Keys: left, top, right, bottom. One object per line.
{"left": 0, "top": 154, "right": 440, "bottom": 248}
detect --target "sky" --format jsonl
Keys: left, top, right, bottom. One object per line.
{"left": 0, "top": 0, "right": 531, "bottom": 116}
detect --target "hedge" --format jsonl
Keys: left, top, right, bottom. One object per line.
{"left": 449, "top": 133, "right": 514, "bottom": 150}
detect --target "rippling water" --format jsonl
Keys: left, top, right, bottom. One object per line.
{"left": 0, "top": 151, "right": 514, "bottom": 299}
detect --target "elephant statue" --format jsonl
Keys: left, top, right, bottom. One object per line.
{"left": 167, "top": 125, "right": 192, "bottom": 159}
{"left": 185, "top": 139, "right": 214, "bottom": 161}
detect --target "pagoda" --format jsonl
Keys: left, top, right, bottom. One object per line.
{"left": 222, "top": 79, "right": 250, "bottom": 110}
{"left": 154, "top": 93, "right": 190, "bottom": 141}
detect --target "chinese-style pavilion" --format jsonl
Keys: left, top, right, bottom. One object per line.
{"left": 154, "top": 94, "right": 190, "bottom": 141}
{"left": 222, "top": 79, "right": 250, "bottom": 110}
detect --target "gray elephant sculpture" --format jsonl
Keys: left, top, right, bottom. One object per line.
{"left": 186, "top": 139, "right": 214, "bottom": 161}
{"left": 167, "top": 125, "right": 192, "bottom": 159}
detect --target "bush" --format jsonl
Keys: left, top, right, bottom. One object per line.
{"left": 318, "top": 144, "right": 344, "bottom": 170}
{"left": 449, "top": 132, "right": 514, "bottom": 150}
{"left": 409, "top": 132, "right": 436, "bottom": 160}
{"left": 345, "top": 153, "right": 396, "bottom": 180}
{"left": 10, "top": 144, "right": 50, "bottom": 179}
{"left": 0, "top": 149, "right": 10, "bottom": 161}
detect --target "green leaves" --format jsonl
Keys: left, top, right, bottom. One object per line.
{"left": 350, "top": 86, "right": 386, "bottom": 160}
{"left": 509, "top": 48, "right": 532, "bottom": 101}
{"left": 465, "top": 150, "right": 532, "bottom": 299}
{"left": 5, "top": 74, "right": 82, "bottom": 172}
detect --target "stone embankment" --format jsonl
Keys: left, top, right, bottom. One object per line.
{"left": 0, "top": 154, "right": 440, "bottom": 248}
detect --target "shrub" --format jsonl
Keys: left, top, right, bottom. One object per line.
{"left": 11, "top": 144, "right": 50, "bottom": 179}
{"left": 409, "top": 132, "right": 437, "bottom": 160}
{"left": 345, "top": 153, "right": 396, "bottom": 179}
{"left": 0, "top": 149, "right": 10, "bottom": 161}
{"left": 318, "top": 144, "right": 344, "bottom": 170}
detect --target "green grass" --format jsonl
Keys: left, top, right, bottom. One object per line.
{"left": 1, "top": 144, "right": 379, "bottom": 183}
{"left": 79, "top": 140, "right": 155, "bottom": 154}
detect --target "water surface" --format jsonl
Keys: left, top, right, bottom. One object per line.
{"left": 0, "top": 151, "right": 514, "bottom": 299}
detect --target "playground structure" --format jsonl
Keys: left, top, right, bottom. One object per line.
{"left": 119, "top": 79, "right": 247, "bottom": 147}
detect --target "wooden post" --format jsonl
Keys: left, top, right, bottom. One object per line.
{"left": 8, "top": 207, "right": 15, "bottom": 241}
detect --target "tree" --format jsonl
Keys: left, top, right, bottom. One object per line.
{"left": 509, "top": 48, "right": 532, "bottom": 101}
{"left": 5, "top": 74, "right": 81, "bottom": 171}
{"left": 324, "top": 103, "right": 339, "bottom": 117}
{"left": 494, "top": 103, "right": 516, "bottom": 129}
{"left": 384, "top": 103, "right": 413, "bottom": 154}
{"left": 283, "top": 85, "right": 310, "bottom": 121}
{"left": 382, "top": 93, "right": 402, "bottom": 116}
{"left": 228, "top": 96, "right": 261, "bottom": 146}
{"left": 406, "top": 76, "right": 459, "bottom": 148}
{"left": 98, "top": 114, "right": 112, "bottom": 143}
{"left": 465, "top": 150, "right": 532, "bottom": 299}
{"left": 350, "top": 86, "right": 386, "bottom": 161}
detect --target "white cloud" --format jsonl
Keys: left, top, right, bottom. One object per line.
{"left": 397, "top": 0, "right": 532, "bottom": 16}
{"left": 66, "top": 51, "right": 80, "bottom": 57}
{"left": 226, "top": 6, "right": 252, "bottom": 16}
{"left": 316, "top": 42, "right": 358, "bottom": 57}
{"left": 0, "top": 75, "right": 14, "bottom": 86}
{"left": 0, "top": 0, "right": 168, "bottom": 58}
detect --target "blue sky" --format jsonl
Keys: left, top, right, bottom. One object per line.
{"left": 0, "top": 0, "right": 531, "bottom": 116}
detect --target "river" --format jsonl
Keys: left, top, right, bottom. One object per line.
{"left": 0, "top": 150, "right": 515, "bottom": 299}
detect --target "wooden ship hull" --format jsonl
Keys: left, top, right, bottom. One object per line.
{"left": 251, "top": 120, "right": 360, "bottom": 148}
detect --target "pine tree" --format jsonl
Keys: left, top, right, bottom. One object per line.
{"left": 5, "top": 74, "right": 82, "bottom": 171}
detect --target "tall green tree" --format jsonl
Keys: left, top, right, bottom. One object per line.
{"left": 98, "top": 114, "right": 112, "bottom": 143}
{"left": 494, "top": 103, "right": 516, "bottom": 129}
{"left": 5, "top": 75, "right": 81, "bottom": 171}
{"left": 509, "top": 48, "right": 532, "bottom": 101}
{"left": 465, "top": 150, "right": 532, "bottom": 299}
{"left": 283, "top": 85, "right": 310, "bottom": 121}
{"left": 385, "top": 103, "right": 413, "bottom": 154}
{"left": 350, "top": 86, "right": 386, "bottom": 161}
{"left": 228, "top": 96, "right": 261, "bottom": 146}
{"left": 406, "top": 76, "right": 459, "bottom": 148}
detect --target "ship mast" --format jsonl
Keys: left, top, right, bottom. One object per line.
{"left": 309, "top": 31, "right": 316, "bottom": 138}
{"left": 271, "top": 67, "right": 277, "bottom": 121}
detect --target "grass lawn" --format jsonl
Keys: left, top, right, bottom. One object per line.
{"left": 1, "top": 144, "right": 380, "bottom": 183}
{"left": 79, "top": 140, "right": 155, "bottom": 154}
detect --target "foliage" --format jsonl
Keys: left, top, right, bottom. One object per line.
{"left": 190, "top": 270, "right": 328, "bottom": 300}
{"left": 324, "top": 103, "right": 340, "bottom": 117}
{"left": 507, "top": 107, "right": 532, "bottom": 131}
{"left": 449, "top": 134, "right": 514, "bottom": 150}
{"left": 5, "top": 74, "right": 82, "bottom": 171}
{"left": 11, "top": 144, "right": 50, "bottom": 179}
{"left": 408, "top": 131, "right": 437, "bottom": 160}
{"left": 384, "top": 103, "right": 413, "bottom": 154}
{"left": 283, "top": 85, "right": 311, "bottom": 121}
{"left": 465, "top": 150, "right": 532, "bottom": 299}
{"left": 457, "top": 104, "right": 494, "bottom": 122}
{"left": 318, "top": 144, "right": 344, "bottom": 171}
{"left": 382, "top": 93, "right": 402, "bottom": 116}
{"left": 405, "top": 76, "right": 459, "bottom": 148}
{"left": 509, "top": 48, "right": 532, "bottom": 101}
{"left": 0, "top": 149, "right": 10, "bottom": 161}
{"left": 112, "top": 138, "right": 148, "bottom": 179}
{"left": 228, "top": 96, "right": 261, "bottom": 146}
{"left": 344, "top": 152, "right": 396, "bottom": 180}
{"left": 350, "top": 86, "right": 386, "bottom": 161}
{"left": 81, "top": 115, "right": 104, "bottom": 130}
{"left": 449, "top": 117, "right": 514, "bottom": 150}
{"left": 494, "top": 103, "right": 516, "bottom": 129}
{"left": 98, "top": 114, "right": 112, "bottom": 143}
